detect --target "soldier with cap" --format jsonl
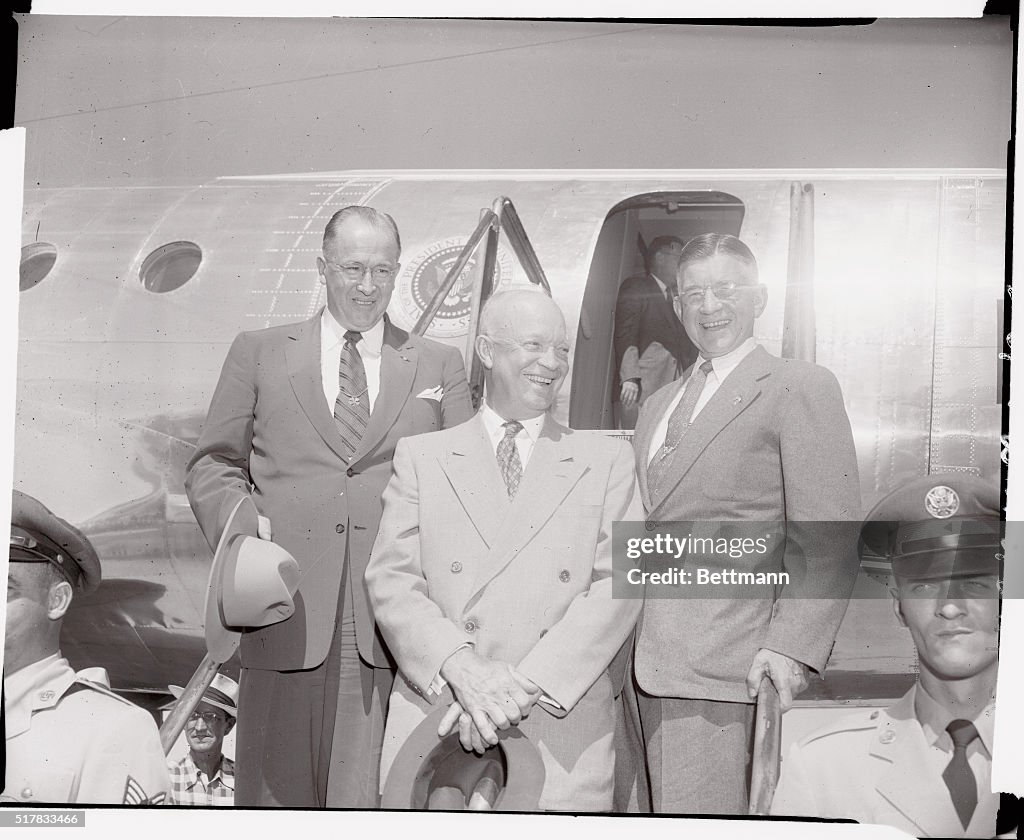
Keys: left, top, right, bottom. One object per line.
{"left": 3, "top": 490, "right": 170, "bottom": 805}
{"left": 771, "top": 475, "right": 1002, "bottom": 837}
{"left": 166, "top": 674, "right": 239, "bottom": 806}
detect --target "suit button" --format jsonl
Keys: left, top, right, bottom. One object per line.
{"left": 451, "top": 561, "right": 463, "bottom": 574}
{"left": 645, "top": 521, "right": 657, "bottom": 531}
{"left": 347, "top": 467, "right": 356, "bottom": 478}
{"left": 21, "top": 788, "right": 32, "bottom": 799}
{"left": 336, "top": 523, "right": 345, "bottom": 534}
{"left": 558, "top": 569, "right": 571, "bottom": 583}
{"left": 464, "top": 620, "right": 477, "bottom": 633}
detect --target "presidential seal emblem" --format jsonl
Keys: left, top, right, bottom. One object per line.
{"left": 397, "top": 238, "right": 514, "bottom": 338}
{"left": 924, "top": 485, "right": 960, "bottom": 519}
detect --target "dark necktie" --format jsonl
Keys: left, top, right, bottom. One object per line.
{"left": 647, "top": 359, "right": 714, "bottom": 497}
{"left": 334, "top": 330, "right": 370, "bottom": 459}
{"left": 943, "top": 719, "right": 979, "bottom": 829}
{"left": 497, "top": 420, "right": 523, "bottom": 498}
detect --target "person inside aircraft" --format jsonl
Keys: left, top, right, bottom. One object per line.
{"left": 621, "top": 232, "right": 861, "bottom": 814}
{"left": 185, "top": 205, "right": 473, "bottom": 808}
{"left": 167, "top": 674, "right": 239, "bottom": 806}
{"left": 771, "top": 475, "right": 1003, "bottom": 838}
{"left": 366, "top": 289, "right": 643, "bottom": 811}
{"left": 612, "top": 235, "right": 697, "bottom": 429}
{"left": 3, "top": 490, "right": 170, "bottom": 805}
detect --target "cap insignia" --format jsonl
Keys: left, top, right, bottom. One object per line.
{"left": 924, "top": 485, "right": 959, "bottom": 519}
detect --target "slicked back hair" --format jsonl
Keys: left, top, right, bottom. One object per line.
{"left": 322, "top": 206, "right": 402, "bottom": 257}
{"left": 645, "top": 235, "right": 685, "bottom": 273}
{"left": 677, "top": 233, "right": 758, "bottom": 283}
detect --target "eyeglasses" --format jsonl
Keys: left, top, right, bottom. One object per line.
{"left": 488, "top": 336, "right": 570, "bottom": 361}
{"left": 678, "top": 282, "right": 756, "bottom": 308}
{"left": 324, "top": 261, "right": 398, "bottom": 285}
{"left": 187, "top": 711, "right": 224, "bottom": 725}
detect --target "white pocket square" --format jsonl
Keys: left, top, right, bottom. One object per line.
{"left": 416, "top": 386, "right": 444, "bottom": 402}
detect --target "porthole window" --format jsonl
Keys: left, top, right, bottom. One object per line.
{"left": 20, "top": 242, "right": 58, "bottom": 291}
{"left": 140, "top": 241, "right": 202, "bottom": 293}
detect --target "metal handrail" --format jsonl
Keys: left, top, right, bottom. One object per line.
{"left": 497, "top": 198, "right": 551, "bottom": 294}
{"left": 748, "top": 677, "right": 783, "bottom": 815}
{"left": 158, "top": 652, "right": 221, "bottom": 755}
{"left": 412, "top": 210, "right": 498, "bottom": 337}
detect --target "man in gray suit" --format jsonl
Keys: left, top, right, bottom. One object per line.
{"left": 627, "top": 233, "right": 861, "bottom": 814}
{"left": 186, "top": 206, "right": 473, "bottom": 807}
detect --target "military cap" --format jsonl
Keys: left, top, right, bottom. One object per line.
{"left": 859, "top": 475, "right": 1001, "bottom": 582}
{"left": 9, "top": 490, "right": 101, "bottom": 594}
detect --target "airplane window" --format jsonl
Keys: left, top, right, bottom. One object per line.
{"left": 19, "top": 242, "right": 58, "bottom": 291}
{"left": 140, "top": 241, "right": 203, "bottom": 293}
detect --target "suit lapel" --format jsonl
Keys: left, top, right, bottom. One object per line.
{"left": 646, "top": 346, "right": 773, "bottom": 519}
{"left": 634, "top": 376, "right": 685, "bottom": 509}
{"left": 873, "top": 688, "right": 964, "bottom": 837}
{"left": 438, "top": 419, "right": 508, "bottom": 549}
{"left": 467, "top": 419, "right": 588, "bottom": 602}
{"left": 286, "top": 314, "right": 350, "bottom": 462}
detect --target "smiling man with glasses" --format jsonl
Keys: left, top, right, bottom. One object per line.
{"left": 167, "top": 674, "right": 239, "bottom": 806}
{"left": 186, "top": 205, "right": 473, "bottom": 808}
{"left": 620, "top": 233, "right": 862, "bottom": 815}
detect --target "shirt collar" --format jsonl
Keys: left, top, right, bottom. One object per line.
{"left": 649, "top": 273, "right": 670, "bottom": 295}
{"left": 181, "top": 753, "right": 234, "bottom": 790}
{"left": 4, "top": 653, "right": 75, "bottom": 738}
{"left": 701, "top": 336, "right": 759, "bottom": 382}
{"left": 321, "top": 308, "right": 385, "bottom": 358}
{"left": 479, "top": 402, "right": 545, "bottom": 447}
{"left": 914, "top": 681, "right": 995, "bottom": 756}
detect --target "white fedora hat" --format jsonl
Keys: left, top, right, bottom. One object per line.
{"left": 168, "top": 673, "right": 240, "bottom": 718}
{"left": 203, "top": 496, "right": 301, "bottom": 663}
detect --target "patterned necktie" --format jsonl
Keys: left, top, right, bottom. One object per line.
{"left": 647, "top": 359, "right": 714, "bottom": 497}
{"left": 497, "top": 420, "right": 524, "bottom": 498}
{"left": 943, "top": 719, "right": 979, "bottom": 829}
{"left": 334, "top": 330, "right": 370, "bottom": 459}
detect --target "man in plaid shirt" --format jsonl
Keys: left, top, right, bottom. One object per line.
{"left": 167, "top": 674, "right": 238, "bottom": 806}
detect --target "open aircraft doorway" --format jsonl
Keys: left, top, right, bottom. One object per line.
{"left": 569, "top": 191, "right": 745, "bottom": 430}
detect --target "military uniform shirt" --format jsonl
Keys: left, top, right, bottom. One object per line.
{"left": 3, "top": 654, "right": 170, "bottom": 805}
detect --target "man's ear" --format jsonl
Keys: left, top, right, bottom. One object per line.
{"left": 891, "top": 583, "right": 907, "bottom": 628}
{"left": 225, "top": 716, "right": 237, "bottom": 736}
{"left": 475, "top": 335, "right": 494, "bottom": 369}
{"left": 47, "top": 580, "right": 73, "bottom": 621}
{"left": 316, "top": 255, "right": 326, "bottom": 283}
{"left": 753, "top": 284, "right": 768, "bottom": 318}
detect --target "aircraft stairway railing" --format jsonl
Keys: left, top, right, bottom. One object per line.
{"left": 412, "top": 196, "right": 551, "bottom": 408}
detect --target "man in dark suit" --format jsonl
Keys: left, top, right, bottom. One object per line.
{"left": 185, "top": 206, "right": 474, "bottom": 807}
{"left": 613, "top": 236, "right": 697, "bottom": 428}
{"left": 627, "top": 233, "right": 861, "bottom": 814}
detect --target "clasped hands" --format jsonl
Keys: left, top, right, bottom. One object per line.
{"left": 438, "top": 648, "right": 542, "bottom": 754}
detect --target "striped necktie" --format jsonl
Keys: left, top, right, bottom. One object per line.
{"left": 497, "top": 420, "right": 523, "bottom": 498}
{"left": 943, "top": 719, "right": 979, "bottom": 829}
{"left": 647, "top": 359, "right": 714, "bottom": 498}
{"left": 334, "top": 330, "right": 370, "bottom": 459}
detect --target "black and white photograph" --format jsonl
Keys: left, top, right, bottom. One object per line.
{"left": 1, "top": 7, "right": 1019, "bottom": 838}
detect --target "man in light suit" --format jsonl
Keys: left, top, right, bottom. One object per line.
{"left": 613, "top": 236, "right": 697, "bottom": 429}
{"left": 627, "top": 233, "right": 861, "bottom": 813}
{"left": 186, "top": 206, "right": 473, "bottom": 807}
{"left": 366, "top": 289, "right": 643, "bottom": 810}
{"left": 772, "top": 475, "right": 1003, "bottom": 838}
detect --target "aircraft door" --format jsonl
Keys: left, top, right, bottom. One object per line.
{"left": 569, "top": 191, "right": 746, "bottom": 430}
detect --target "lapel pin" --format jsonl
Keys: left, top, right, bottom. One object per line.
{"left": 879, "top": 730, "right": 896, "bottom": 744}
{"left": 732, "top": 395, "right": 743, "bottom": 405}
